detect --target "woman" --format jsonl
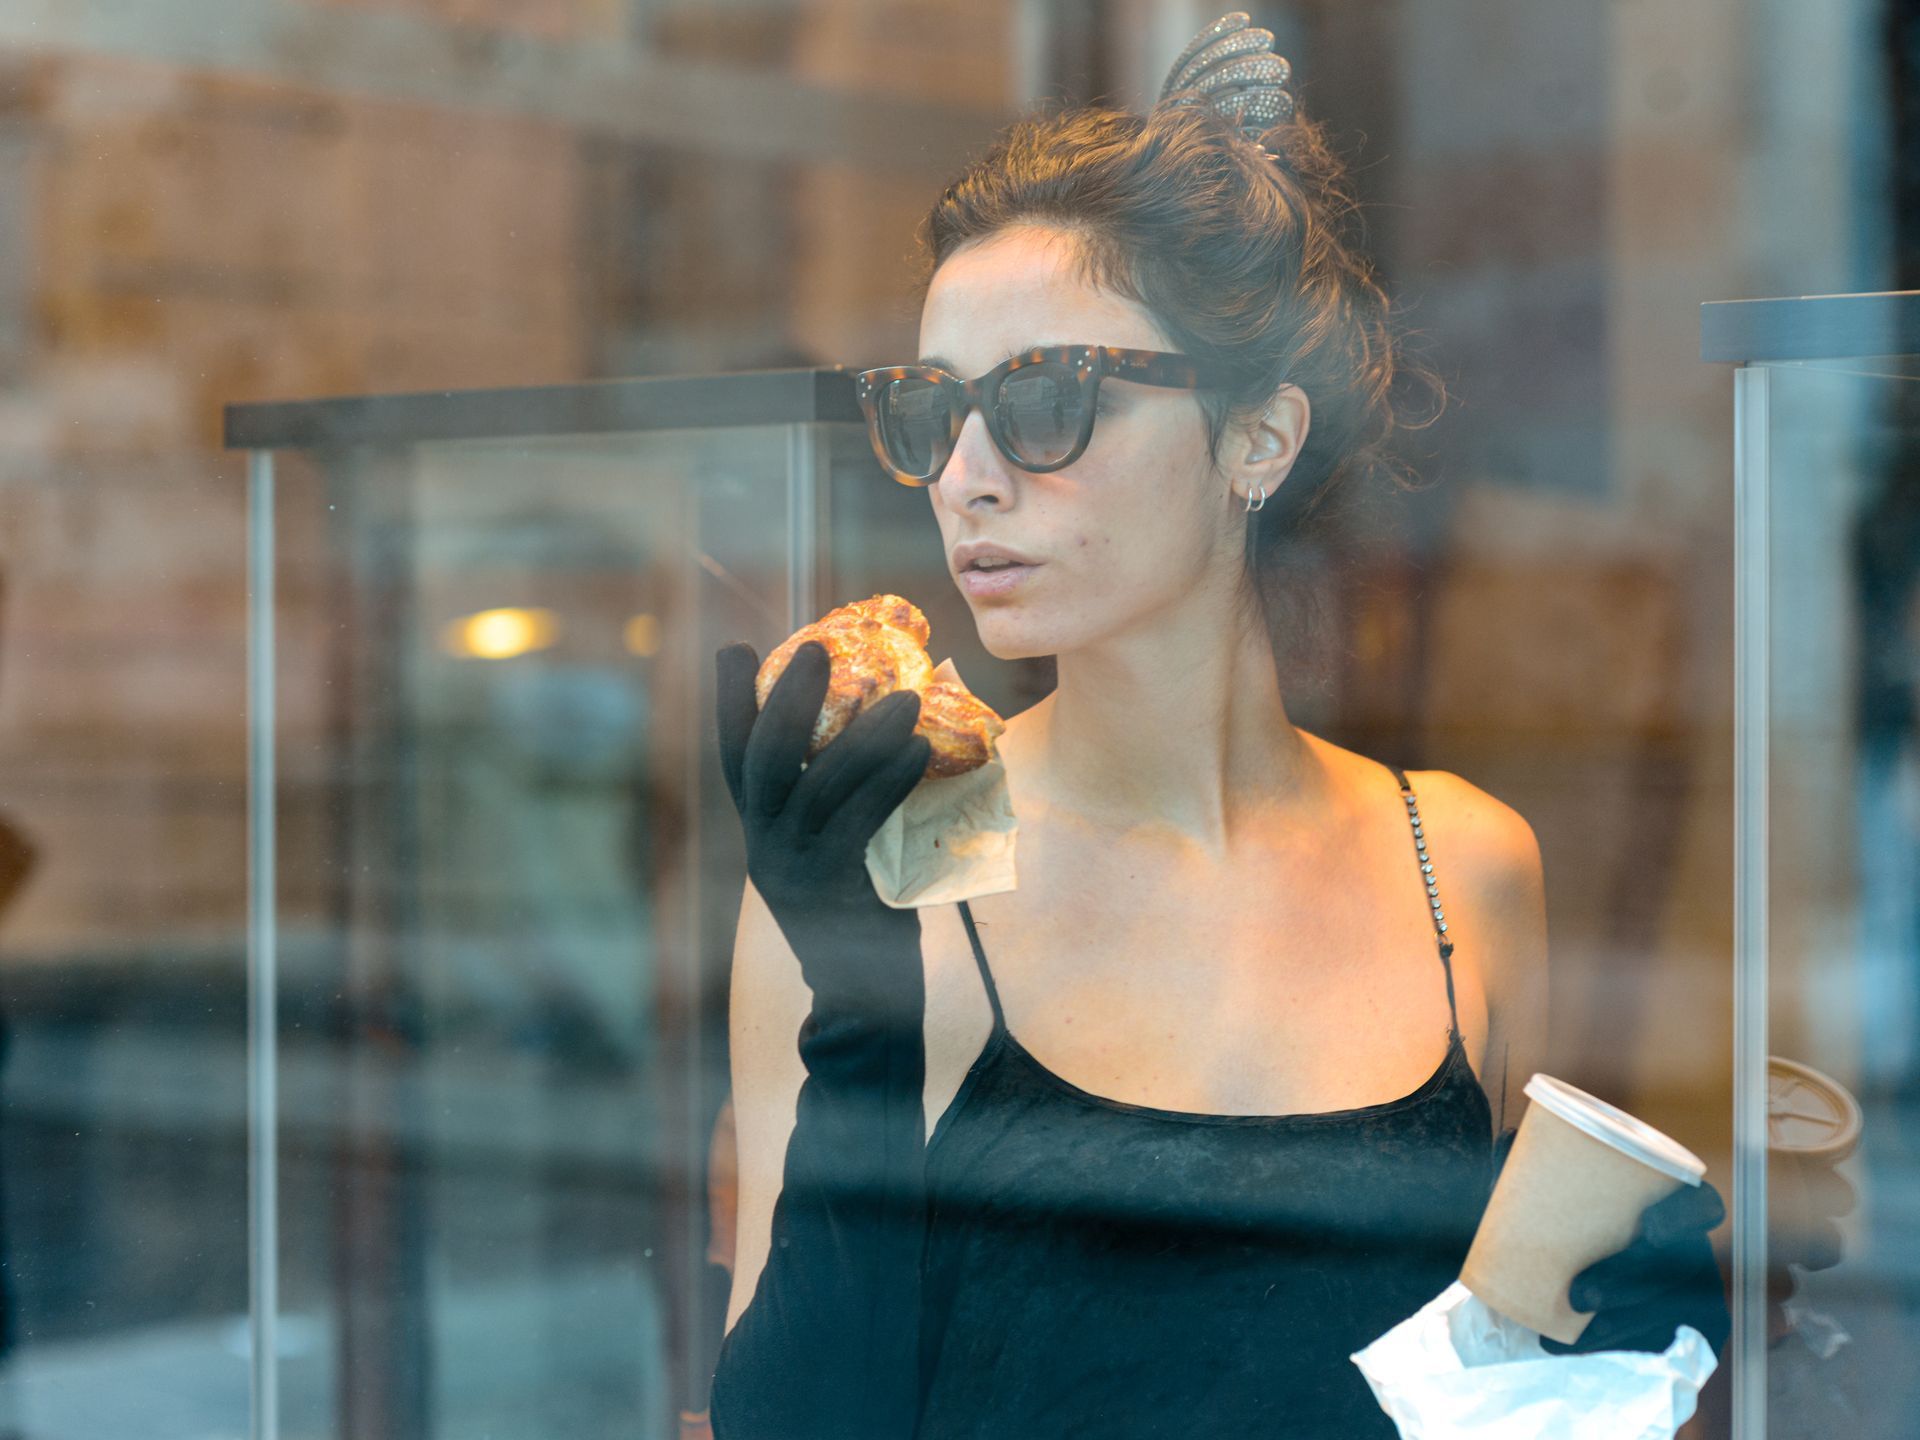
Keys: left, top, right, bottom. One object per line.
{"left": 709, "top": 15, "right": 1727, "bottom": 1437}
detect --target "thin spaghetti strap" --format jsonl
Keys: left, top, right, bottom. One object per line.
{"left": 956, "top": 899, "right": 1008, "bottom": 1036}
{"left": 1387, "top": 763, "right": 1461, "bottom": 1042}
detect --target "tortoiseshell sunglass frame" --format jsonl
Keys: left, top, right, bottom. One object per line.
{"left": 853, "top": 344, "right": 1205, "bottom": 487}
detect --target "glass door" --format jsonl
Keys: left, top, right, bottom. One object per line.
{"left": 1712, "top": 291, "right": 1920, "bottom": 1438}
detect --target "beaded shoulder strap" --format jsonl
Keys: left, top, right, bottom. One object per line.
{"left": 1387, "top": 765, "right": 1459, "bottom": 1038}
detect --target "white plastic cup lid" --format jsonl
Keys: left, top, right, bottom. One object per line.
{"left": 1524, "top": 1073, "right": 1707, "bottom": 1186}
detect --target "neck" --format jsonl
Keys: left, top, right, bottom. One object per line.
{"left": 1019, "top": 594, "right": 1314, "bottom": 849}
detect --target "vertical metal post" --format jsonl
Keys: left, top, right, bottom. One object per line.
{"left": 1731, "top": 362, "right": 1770, "bottom": 1439}
{"left": 247, "top": 449, "right": 280, "bottom": 1440}
{"left": 677, "top": 470, "right": 704, "bottom": 1435}
{"left": 785, "top": 425, "right": 830, "bottom": 628}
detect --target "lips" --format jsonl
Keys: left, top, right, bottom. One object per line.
{"left": 951, "top": 541, "right": 1042, "bottom": 600}
{"left": 951, "top": 541, "right": 1041, "bottom": 574}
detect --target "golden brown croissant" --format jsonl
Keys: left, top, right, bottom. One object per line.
{"left": 755, "top": 594, "right": 1005, "bottom": 778}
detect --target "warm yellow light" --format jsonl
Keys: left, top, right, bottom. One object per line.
{"left": 625, "top": 612, "right": 662, "bottom": 658}
{"left": 444, "top": 607, "right": 561, "bottom": 659}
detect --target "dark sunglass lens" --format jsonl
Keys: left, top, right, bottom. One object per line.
{"left": 878, "top": 377, "right": 949, "bottom": 479}
{"left": 995, "top": 362, "right": 1085, "bottom": 466}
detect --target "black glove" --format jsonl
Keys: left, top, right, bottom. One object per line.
{"left": 1542, "top": 1179, "right": 1731, "bottom": 1358}
{"left": 714, "top": 638, "right": 930, "bottom": 1025}
{"left": 707, "top": 639, "right": 934, "bottom": 1440}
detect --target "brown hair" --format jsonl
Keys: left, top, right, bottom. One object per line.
{"left": 915, "top": 97, "right": 1446, "bottom": 692}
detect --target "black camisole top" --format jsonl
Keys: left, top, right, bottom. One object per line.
{"left": 913, "top": 764, "right": 1497, "bottom": 1438}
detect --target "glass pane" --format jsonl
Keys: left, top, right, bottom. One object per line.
{"left": 1753, "top": 359, "right": 1920, "bottom": 1435}
{"left": 0, "top": 469, "right": 251, "bottom": 1439}
{"left": 268, "top": 426, "right": 800, "bottom": 1438}
{"left": 4, "top": 0, "right": 1908, "bottom": 1434}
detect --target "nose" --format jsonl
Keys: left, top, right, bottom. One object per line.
{"left": 933, "top": 408, "right": 1017, "bottom": 512}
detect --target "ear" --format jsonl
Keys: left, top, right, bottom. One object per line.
{"left": 1227, "top": 383, "right": 1311, "bottom": 507}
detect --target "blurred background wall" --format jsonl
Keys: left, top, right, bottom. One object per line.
{"left": 0, "top": 1, "right": 1910, "bottom": 1437}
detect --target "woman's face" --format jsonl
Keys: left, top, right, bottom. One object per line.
{"left": 917, "top": 226, "right": 1244, "bottom": 662}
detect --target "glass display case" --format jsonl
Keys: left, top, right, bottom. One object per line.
{"left": 223, "top": 370, "right": 1058, "bottom": 1439}
{"left": 228, "top": 294, "right": 1920, "bottom": 1439}
{"left": 1702, "top": 290, "right": 1920, "bottom": 1438}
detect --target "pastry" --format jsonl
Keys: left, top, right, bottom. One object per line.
{"left": 755, "top": 594, "right": 1005, "bottom": 778}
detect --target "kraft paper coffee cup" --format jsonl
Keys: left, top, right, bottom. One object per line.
{"left": 1460, "top": 1074, "right": 1707, "bottom": 1345}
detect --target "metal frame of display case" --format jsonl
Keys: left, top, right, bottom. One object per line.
{"left": 1701, "top": 289, "right": 1920, "bottom": 1439}
{"left": 226, "top": 367, "right": 866, "bottom": 1440}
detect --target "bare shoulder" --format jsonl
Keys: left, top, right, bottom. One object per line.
{"left": 1399, "top": 768, "right": 1543, "bottom": 898}
{"left": 1400, "top": 769, "right": 1546, "bottom": 957}
{"left": 1304, "top": 733, "right": 1541, "bottom": 898}
{"left": 1303, "top": 736, "right": 1546, "bottom": 977}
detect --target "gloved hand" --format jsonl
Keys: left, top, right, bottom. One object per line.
{"left": 1542, "top": 1179, "right": 1731, "bottom": 1358}
{"left": 715, "top": 638, "right": 930, "bottom": 1025}
{"left": 1766, "top": 1150, "right": 1857, "bottom": 1343}
{"left": 708, "top": 638, "right": 934, "bottom": 1440}
{"left": 1770, "top": 1150, "right": 1855, "bottom": 1275}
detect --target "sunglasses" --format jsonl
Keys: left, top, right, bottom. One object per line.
{"left": 854, "top": 345, "right": 1205, "bottom": 486}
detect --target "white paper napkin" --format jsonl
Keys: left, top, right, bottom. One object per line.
{"left": 1350, "top": 1281, "right": 1717, "bottom": 1439}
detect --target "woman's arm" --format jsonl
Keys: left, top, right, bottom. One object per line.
{"left": 1473, "top": 804, "right": 1549, "bottom": 1139}
{"left": 710, "top": 893, "right": 932, "bottom": 1439}
{"left": 706, "top": 642, "right": 933, "bottom": 1439}
{"left": 722, "top": 878, "right": 815, "bottom": 1333}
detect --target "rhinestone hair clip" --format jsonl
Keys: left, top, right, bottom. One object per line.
{"left": 1156, "top": 11, "right": 1297, "bottom": 162}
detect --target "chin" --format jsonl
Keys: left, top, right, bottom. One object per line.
{"left": 978, "top": 633, "right": 1048, "bottom": 662}
{"left": 966, "top": 607, "right": 1068, "bottom": 662}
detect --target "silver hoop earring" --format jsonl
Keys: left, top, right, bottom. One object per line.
{"left": 1245, "top": 481, "right": 1267, "bottom": 513}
